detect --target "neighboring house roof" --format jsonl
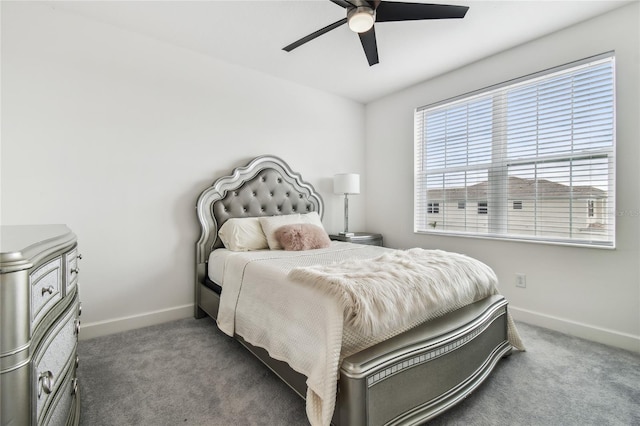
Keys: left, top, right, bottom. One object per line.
{"left": 427, "top": 176, "right": 607, "bottom": 201}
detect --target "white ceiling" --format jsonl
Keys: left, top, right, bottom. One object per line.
{"left": 51, "top": 0, "right": 631, "bottom": 104}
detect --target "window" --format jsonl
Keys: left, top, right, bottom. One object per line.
{"left": 414, "top": 53, "right": 615, "bottom": 247}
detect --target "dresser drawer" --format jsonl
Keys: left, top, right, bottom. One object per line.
{"left": 30, "top": 257, "right": 63, "bottom": 327}
{"left": 33, "top": 300, "right": 79, "bottom": 422}
{"left": 41, "top": 364, "right": 79, "bottom": 426}
{"left": 65, "top": 248, "right": 79, "bottom": 294}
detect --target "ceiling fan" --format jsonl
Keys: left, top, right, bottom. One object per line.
{"left": 283, "top": 0, "right": 469, "bottom": 66}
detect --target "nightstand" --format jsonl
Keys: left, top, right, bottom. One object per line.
{"left": 329, "top": 232, "right": 383, "bottom": 246}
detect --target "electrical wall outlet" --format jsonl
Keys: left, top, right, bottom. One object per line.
{"left": 515, "top": 273, "right": 527, "bottom": 288}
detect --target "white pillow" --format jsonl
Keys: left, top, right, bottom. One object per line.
{"left": 259, "top": 212, "right": 326, "bottom": 250}
{"left": 218, "top": 217, "right": 268, "bottom": 251}
{"left": 301, "top": 211, "right": 325, "bottom": 229}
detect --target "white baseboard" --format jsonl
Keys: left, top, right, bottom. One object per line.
{"left": 510, "top": 306, "right": 640, "bottom": 353}
{"left": 79, "top": 304, "right": 194, "bottom": 341}
{"left": 79, "top": 303, "right": 639, "bottom": 353}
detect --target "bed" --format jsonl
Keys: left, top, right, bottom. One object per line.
{"left": 195, "top": 155, "right": 523, "bottom": 426}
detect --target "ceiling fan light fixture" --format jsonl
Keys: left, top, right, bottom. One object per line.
{"left": 348, "top": 7, "right": 375, "bottom": 33}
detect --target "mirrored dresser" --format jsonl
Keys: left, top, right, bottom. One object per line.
{"left": 1, "top": 225, "right": 81, "bottom": 426}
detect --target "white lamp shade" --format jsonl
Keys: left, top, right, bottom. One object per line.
{"left": 334, "top": 173, "right": 360, "bottom": 195}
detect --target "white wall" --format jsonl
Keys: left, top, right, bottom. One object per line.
{"left": 365, "top": 3, "right": 640, "bottom": 352}
{"left": 1, "top": 2, "right": 366, "bottom": 338}
{"left": 3, "top": 2, "right": 638, "bottom": 353}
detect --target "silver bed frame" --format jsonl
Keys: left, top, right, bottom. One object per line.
{"left": 195, "top": 155, "right": 513, "bottom": 425}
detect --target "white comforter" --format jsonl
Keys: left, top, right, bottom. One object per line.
{"left": 214, "top": 242, "right": 521, "bottom": 426}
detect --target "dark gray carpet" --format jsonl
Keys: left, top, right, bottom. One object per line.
{"left": 77, "top": 317, "right": 640, "bottom": 426}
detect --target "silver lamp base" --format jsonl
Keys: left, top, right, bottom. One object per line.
{"left": 341, "top": 194, "right": 354, "bottom": 236}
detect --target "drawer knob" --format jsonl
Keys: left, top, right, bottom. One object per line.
{"left": 75, "top": 355, "right": 80, "bottom": 368}
{"left": 71, "top": 267, "right": 80, "bottom": 274}
{"left": 74, "top": 319, "right": 81, "bottom": 335}
{"left": 41, "top": 285, "right": 55, "bottom": 296}
{"left": 38, "top": 371, "right": 54, "bottom": 398}
{"left": 78, "top": 302, "right": 82, "bottom": 317}
{"left": 72, "top": 378, "right": 78, "bottom": 395}
{"left": 77, "top": 253, "right": 83, "bottom": 260}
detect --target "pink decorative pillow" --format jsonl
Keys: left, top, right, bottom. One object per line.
{"left": 274, "top": 223, "right": 331, "bottom": 251}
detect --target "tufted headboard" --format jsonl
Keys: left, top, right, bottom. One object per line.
{"left": 195, "top": 155, "right": 324, "bottom": 265}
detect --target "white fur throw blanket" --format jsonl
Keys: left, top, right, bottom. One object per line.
{"left": 290, "top": 248, "right": 502, "bottom": 336}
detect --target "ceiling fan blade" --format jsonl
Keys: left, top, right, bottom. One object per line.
{"left": 283, "top": 18, "right": 348, "bottom": 52}
{"left": 376, "top": 1, "right": 468, "bottom": 22}
{"left": 358, "top": 26, "right": 379, "bottom": 66}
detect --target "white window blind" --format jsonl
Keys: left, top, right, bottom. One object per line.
{"left": 414, "top": 53, "right": 615, "bottom": 247}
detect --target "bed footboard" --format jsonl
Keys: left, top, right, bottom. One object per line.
{"left": 334, "top": 295, "right": 510, "bottom": 426}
